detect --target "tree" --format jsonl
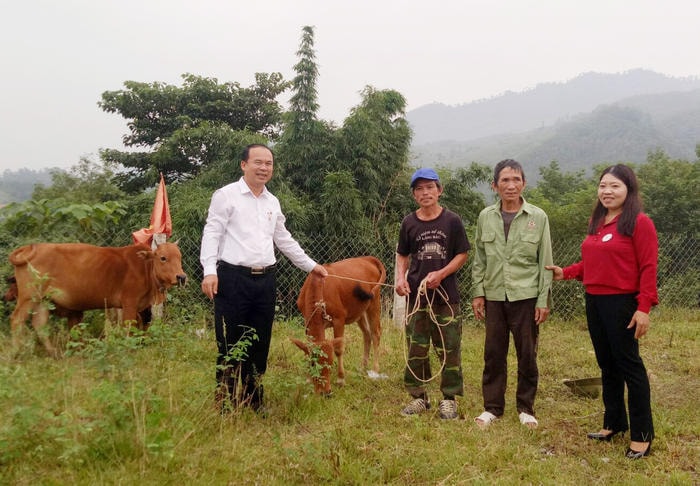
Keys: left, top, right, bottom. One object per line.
{"left": 525, "top": 162, "right": 595, "bottom": 244}
{"left": 336, "top": 86, "right": 412, "bottom": 235}
{"left": 99, "top": 73, "right": 290, "bottom": 192}
{"left": 275, "top": 26, "right": 336, "bottom": 194}
{"left": 0, "top": 198, "right": 127, "bottom": 244}
{"left": 288, "top": 26, "right": 319, "bottom": 126}
{"left": 534, "top": 161, "right": 589, "bottom": 204}
{"left": 637, "top": 149, "right": 699, "bottom": 234}
{"left": 439, "top": 163, "right": 492, "bottom": 229}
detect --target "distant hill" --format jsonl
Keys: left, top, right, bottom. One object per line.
{"left": 0, "top": 168, "right": 55, "bottom": 204}
{"left": 408, "top": 70, "right": 700, "bottom": 179}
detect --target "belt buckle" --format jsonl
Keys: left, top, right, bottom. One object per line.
{"left": 250, "top": 267, "right": 265, "bottom": 275}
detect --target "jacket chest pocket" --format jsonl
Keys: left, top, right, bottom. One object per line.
{"left": 480, "top": 231, "right": 498, "bottom": 256}
{"left": 517, "top": 232, "right": 540, "bottom": 260}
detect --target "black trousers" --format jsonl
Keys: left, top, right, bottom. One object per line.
{"left": 214, "top": 264, "right": 276, "bottom": 408}
{"left": 482, "top": 298, "right": 539, "bottom": 416}
{"left": 585, "top": 293, "right": 654, "bottom": 442}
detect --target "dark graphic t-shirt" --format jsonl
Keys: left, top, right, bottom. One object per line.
{"left": 397, "top": 208, "right": 471, "bottom": 305}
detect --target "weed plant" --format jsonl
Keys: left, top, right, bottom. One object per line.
{"left": 0, "top": 307, "right": 698, "bottom": 485}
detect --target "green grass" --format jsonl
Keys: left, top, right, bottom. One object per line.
{"left": 1, "top": 307, "right": 698, "bottom": 485}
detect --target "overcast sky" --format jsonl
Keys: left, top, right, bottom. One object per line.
{"left": 2, "top": 0, "right": 699, "bottom": 172}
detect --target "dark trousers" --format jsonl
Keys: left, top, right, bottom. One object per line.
{"left": 482, "top": 298, "right": 539, "bottom": 416}
{"left": 214, "top": 265, "right": 276, "bottom": 408}
{"left": 585, "top": 293, "right": 654, "bottom": 442}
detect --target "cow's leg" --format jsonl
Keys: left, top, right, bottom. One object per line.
{"left": 31, "top": 306, "right": 57, "bottom": 358}
{"left": 367, "top": 297, "right": 382, "bottom": 373}
{"left": 121, "top": 305, "right": 139, "bottom": 333}
{"left": 357, "top": 313, "right": 372, "bottom": 370}
{"left": 332, "top": 318, "right": 346, "bottom": 385}
{"left": 138, "top": 307, "right": 153, "bottom": 330}
{"left": 10, "top": 300, "right": 33, "bottom": 353}
{"left": 66, "top": 311, "right": 84, "bottom": 329}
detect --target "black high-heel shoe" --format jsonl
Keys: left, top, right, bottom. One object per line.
{"left": 587, "top": 430, "right": 624, "bottom": 441}
{"left": 625, "top": 443, "right": 651, "bottom": 459}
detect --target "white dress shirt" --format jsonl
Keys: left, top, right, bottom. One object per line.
{"left": 200, "top": 177, "right": 317, "bottom": 277}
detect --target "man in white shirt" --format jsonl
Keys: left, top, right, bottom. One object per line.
{"left": 200, "top": 144, "right": 328, "bottom": 413}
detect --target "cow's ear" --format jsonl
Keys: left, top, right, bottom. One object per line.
{"left": 136, "top": 250, "right": 154, "bottom": 261}
{"left": 290, "top": 338, "right": 310, "bottom": 355}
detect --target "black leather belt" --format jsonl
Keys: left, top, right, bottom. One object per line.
{"left": 217, "top": 260, "right": 276, "bottom": 275}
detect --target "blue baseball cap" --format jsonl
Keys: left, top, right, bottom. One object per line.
{"left": 410, "top": 168, "right": 440, "bottom": 188}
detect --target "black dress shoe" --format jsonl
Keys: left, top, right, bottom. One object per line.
{"left": 587, "top": 430, "right": 624, "bottom": 441}
{"left": 625, "top": 443, "right": 651, "bottom": 459}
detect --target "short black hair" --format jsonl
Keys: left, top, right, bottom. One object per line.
{"left": 493, "top": 159, "right": 525, "bottom": 184}
{"left": 241, "top": 144, "right": 274, "bottom": 162}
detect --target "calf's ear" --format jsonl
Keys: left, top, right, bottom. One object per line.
{"left": 290, "top": 338, "right": 310, "bottom": 355}
{"left": 136, "top": 250, "right": 154, "bottom": 261}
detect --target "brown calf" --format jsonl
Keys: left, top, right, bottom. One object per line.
{"left": 292, "top": 256, "right": 386, "bottom": 395}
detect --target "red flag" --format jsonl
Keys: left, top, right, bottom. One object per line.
{"left": 132, "top": 173, "right": 172, "bottom": 246}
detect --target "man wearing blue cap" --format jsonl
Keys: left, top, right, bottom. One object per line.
{"left": 395, "top": 168, "right": 470, "bottom": 419}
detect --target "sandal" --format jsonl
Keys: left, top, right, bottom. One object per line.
{"left": 519, "top": 412, "right": 538, "bottom": 429}
{"left": 474, "top": 411, "right": 498, "bottom": 429}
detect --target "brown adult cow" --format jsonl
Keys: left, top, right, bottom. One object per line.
{"left": 4, "top": 274, "right": 84, "bottom": 326}
{"left": 9, "top": 242, "right": 186, "bottom": 356}
{"left": 4, "top": 275, "right": 153, "bottom": 330}
{"left": 291, "top": 256, "right": 386, "bottom": 395}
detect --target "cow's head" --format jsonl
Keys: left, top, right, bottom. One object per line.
{"left": 291, "top": 336, "right": 343, "bottom": 396}
{"left": 138, "top": 242, "right": 187, "bottom": 289}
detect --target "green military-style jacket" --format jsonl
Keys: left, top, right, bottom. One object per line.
{"left": 471, "top": 197, "right": 553, "bottom": 308}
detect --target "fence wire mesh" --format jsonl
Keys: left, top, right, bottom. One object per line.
{"left": 2, "top": 230, "right": 697, "bottom": 324}
{"left": 148, "top": 231, "right": 697, "bottom": 322}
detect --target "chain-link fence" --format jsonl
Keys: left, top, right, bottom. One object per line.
{"left": 2, "top": 231, "right": 697, "bottom": 323}
{"left": 163, "top": 232, "right": 696, "bottom": 321}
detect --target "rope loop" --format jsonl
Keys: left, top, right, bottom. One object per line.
{"left": 401, "top": 277, "right": 456, "bottom": 384}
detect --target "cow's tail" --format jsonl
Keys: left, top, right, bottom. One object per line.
{"left": 350, "top": 256, "right": 387, "bottom": 301}
{"left": 8, "top": 245, "right": 37, "bottom": 266}
{"left": 352, "top": 285, "right": 374, "bottom": 301}
{"left": 368, "top": 256, "right": 387, "bottom": 299}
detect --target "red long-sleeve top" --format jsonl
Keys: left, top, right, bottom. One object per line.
{"left": 562, "top": 213, "right": 659, "bottom": 313}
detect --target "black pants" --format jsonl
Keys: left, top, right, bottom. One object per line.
{"left": 214, "top": 264, "right": 276, "bottom": 408}
{"left": 585, "top": 293, "right": 654, "bottom": 442}
{"left": 482, "top": 298, "right": 539, "bottom": 416}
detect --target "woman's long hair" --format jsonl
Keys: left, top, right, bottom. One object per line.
{"left": 588, "top": 164, "right": 643, "bottom": 237}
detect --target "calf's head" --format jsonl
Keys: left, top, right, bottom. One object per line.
{"left": 291, "top": 336, "right": 343, "bottom": 396}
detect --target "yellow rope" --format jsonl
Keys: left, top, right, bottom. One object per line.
{"left": 401, "top": 277, "right": 455, "bottom": 384}
{"left": 325, "top": 273, "right": 395, "bottom": 288}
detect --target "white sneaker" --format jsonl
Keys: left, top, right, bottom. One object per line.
{"left": 400, "top": 397, "right": 430, "bottom": 416}
{"left": 438, "top": 399, "right": 458, "bottom": 420}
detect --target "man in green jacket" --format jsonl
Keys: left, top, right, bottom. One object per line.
{"left": 471, "top": 159, "right": 553, "bottom": 430}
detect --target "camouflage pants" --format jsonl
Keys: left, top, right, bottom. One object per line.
{"left": 404, "top": 303, "right": 463, "bottom": 399}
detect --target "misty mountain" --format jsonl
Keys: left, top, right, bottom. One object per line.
{"left": 408, "top": 70, "right": 700, "bottom": 179}
{"left": 0, "top": 168, "right": 54, "bottom": 205}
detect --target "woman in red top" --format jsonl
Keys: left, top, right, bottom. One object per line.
{"left": 547, "top": 164, "right": 658, "bottom": 460}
